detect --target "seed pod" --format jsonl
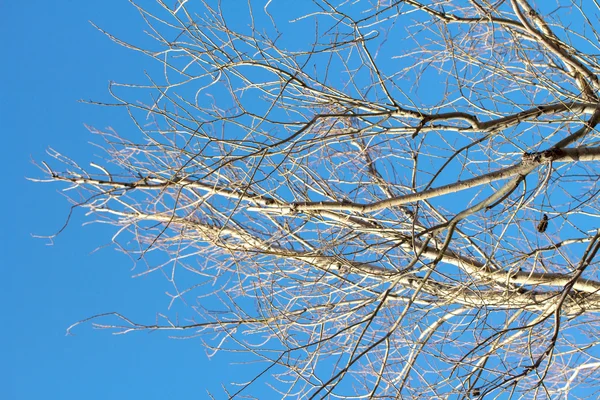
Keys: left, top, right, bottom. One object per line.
{"left": 537, "top": 214, "right": 548, "bottom": 233}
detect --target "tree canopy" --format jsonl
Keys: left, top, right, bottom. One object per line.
{"left": 41, "top": 1, "right": 600, "bottom": 398}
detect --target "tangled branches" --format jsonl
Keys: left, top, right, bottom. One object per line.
{"left": 39, "top": 1, "right": 600, "bottom": 398}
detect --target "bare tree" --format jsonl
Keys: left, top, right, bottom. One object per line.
{"left": 37, "top": 0, "right": 600, "bottom": 398}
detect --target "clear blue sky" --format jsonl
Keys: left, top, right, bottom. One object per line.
{"left": 3, "top": 2, "right": 259, "bottom": 398}
{"left": 5, "top": 1, "right": 597, "bottom": 399}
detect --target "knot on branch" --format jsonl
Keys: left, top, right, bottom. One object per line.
{"left": 522, "top": 148, "right": 564, "bottom": 164}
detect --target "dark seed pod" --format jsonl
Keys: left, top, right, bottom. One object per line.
{"left": 537, "top": 214, "right": 548, "bottom": 233}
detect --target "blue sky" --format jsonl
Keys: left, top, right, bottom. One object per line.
{"left": 5, "top": 1, "right": 600, "bottom": 398}
{"left": 3, "top": 1, "right": 255, "bottom": 398}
